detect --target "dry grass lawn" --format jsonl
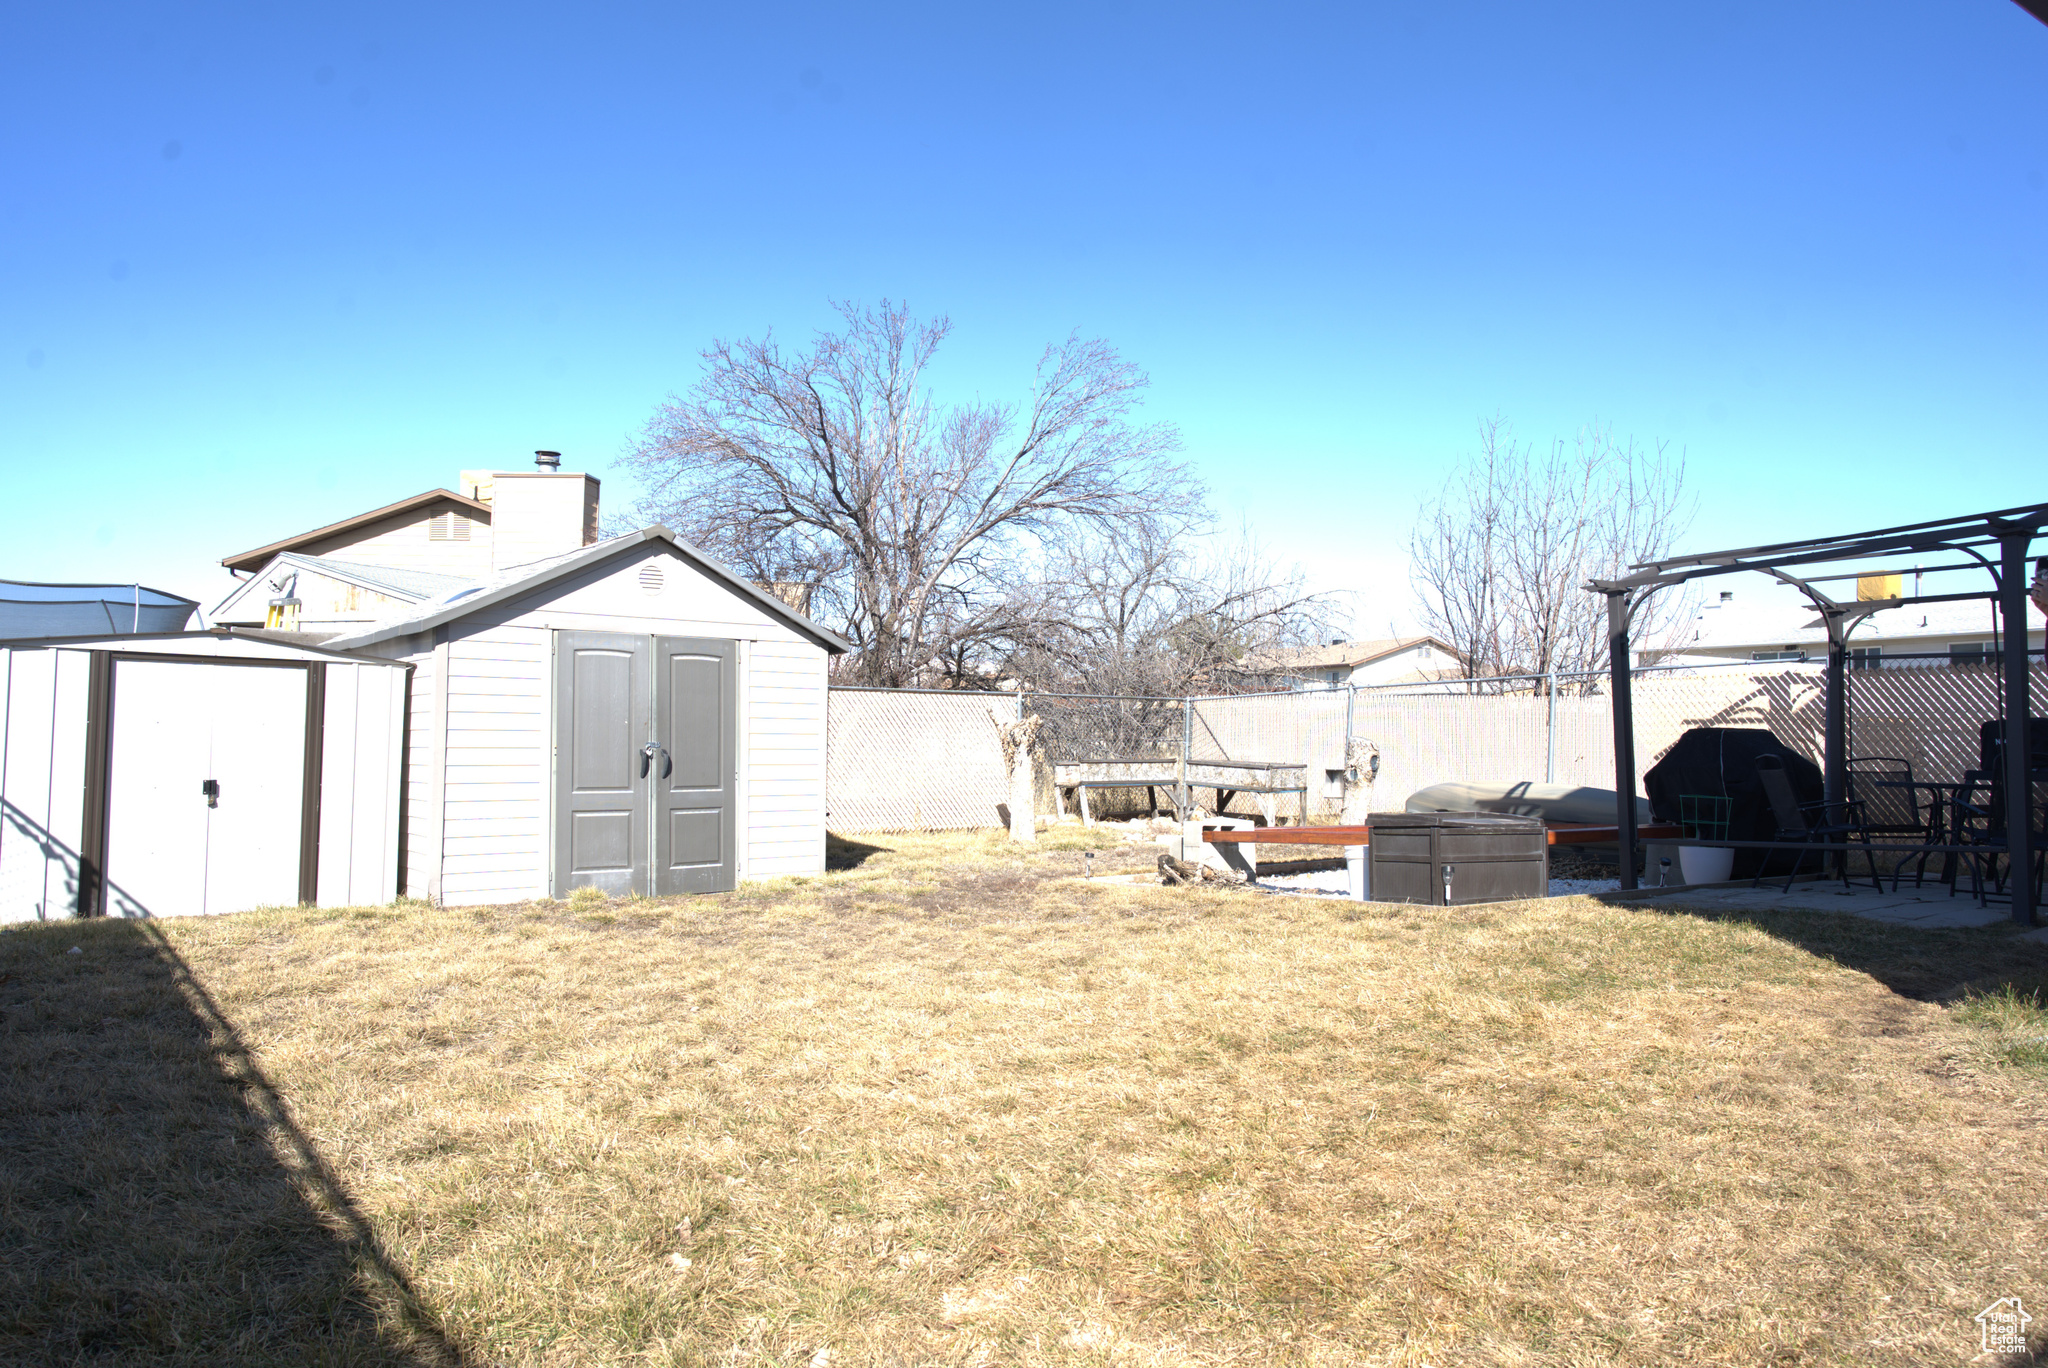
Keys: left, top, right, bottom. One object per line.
{"left": 4, "top": 826, "right": 2047, "bottom": 1367}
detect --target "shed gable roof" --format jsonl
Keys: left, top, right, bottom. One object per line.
{"left": 319, "top": 527, "right": 852, "bottom": 653}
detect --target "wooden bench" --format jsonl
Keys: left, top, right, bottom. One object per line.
{"left": 1051, "top": 757, "right": 1185, "bottom": 825}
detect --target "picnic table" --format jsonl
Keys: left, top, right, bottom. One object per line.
{"left": 1051, "top": 756, "right": 1311, "bottom": 827}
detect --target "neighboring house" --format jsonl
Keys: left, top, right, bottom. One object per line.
{"left": 1674, "top": 580, "right": 2046, "bottom": 668}
{"left": 212, "top": 458, "right": 596, "bottom": 634}
{"left": 1241, "top": 637, "right": 1466, "bottom": 691}
{"left": 206, "top": 453, "right": 852, "bottom": 905}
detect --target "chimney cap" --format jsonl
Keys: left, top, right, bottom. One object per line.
{"left": 534, "top": 450, "right": 562, "bottom": 471}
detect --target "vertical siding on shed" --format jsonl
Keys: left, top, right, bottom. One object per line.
{"left": 744, "top": 638, "right": 827, "bottom": 878}
{"left": 437, "top": 623, "right": 550, "bottom": 904}
{"left": 0, "top": 648, "right": 91, "bottom": 922}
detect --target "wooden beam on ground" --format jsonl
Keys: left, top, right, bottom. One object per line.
{"left": 1201, "top": 823, "right": 1682, "bottom": 847}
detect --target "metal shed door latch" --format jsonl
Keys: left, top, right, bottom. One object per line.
{"left": 639, "top": 743, "right": 671, "bottom": 779}
{"left": 201, "top": 778, "right": 220, "bottom": 808}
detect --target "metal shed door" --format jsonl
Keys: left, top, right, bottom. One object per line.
{"left": 653, "top": 637, "right": 736, "bottom": 895}
{"left": 553, "top": 633, "right": 651, "bottom": 897}
{"left": 102, "top": 659, "right": 307, "bottom": 917}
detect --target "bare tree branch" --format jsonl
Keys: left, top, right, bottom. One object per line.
{"left": 1411, "top": 418, "right": 1695, "bottom": 687}
{"left": 625, "top": 302, "right": 1191, "bottom": 686}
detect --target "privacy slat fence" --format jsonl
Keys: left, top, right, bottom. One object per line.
{"left": 822, "top": 661, "right": 2043, "bottom": 834}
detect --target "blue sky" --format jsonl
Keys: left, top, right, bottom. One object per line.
{"left": 4, "top": 1, "right": 2044, "bottom": 631}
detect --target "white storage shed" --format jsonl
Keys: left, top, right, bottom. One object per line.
{"left": 321, "top": 526, "right": 849, "bottom": 905}
{"left": 0, "top": 632, "right": 410, "bottom": 922}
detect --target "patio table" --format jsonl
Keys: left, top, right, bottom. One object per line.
{"left": 1872, "top": 778, "right": 1971, "bottom": 889}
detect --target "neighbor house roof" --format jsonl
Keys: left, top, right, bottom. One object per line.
{"left": 220, "top": 489, "right": 493, "bottom": 573}
{"left": 1245, "top": 636, "right": 1461, "bottom": 673}
{"left": 211, "top": 552, "right": 478, "bottom": 621}
{"left": 320, "top": 527, "right": 853, "bottom": 654}
{"left": 1681, "top": 586, "right": 2044, "bottom": 654}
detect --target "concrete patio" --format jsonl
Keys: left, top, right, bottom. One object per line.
{"left": 1634, "top": 877, "right": 2048, "bottom": 938}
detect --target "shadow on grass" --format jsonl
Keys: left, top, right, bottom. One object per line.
{"left": 825, "top": 832, "right": 891, "bottom": 871}
{"left": 1636, "top": 893, "right": 2048, "bottom": 1004}
{"left": 0, "top": 919, "right": 468, "bottom": 1367}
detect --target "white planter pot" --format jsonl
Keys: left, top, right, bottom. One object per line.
{"left": 1679, "top": 846, "right": 1735, "bottom": 885}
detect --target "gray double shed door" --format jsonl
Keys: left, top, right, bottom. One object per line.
{"left": 554, "top": 632, "right": 736, "bottom": 897}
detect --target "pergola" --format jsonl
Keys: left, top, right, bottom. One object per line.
{"left": 1588, "top": 502, "right": 2047, "bottom": 925}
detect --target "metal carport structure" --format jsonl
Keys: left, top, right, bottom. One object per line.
{"left": 1590, "top": 502, "right": 2047, "bottom": 924}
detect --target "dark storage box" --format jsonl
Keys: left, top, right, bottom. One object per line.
{"left": 1367, "top": 813, "right": 1547, "bottom": 905}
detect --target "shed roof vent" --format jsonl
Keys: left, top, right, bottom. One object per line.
{"left": 534, "top": 450, "right": 561, "bottom": 471}
{"left": 638, "top": 563, "right": 665, "bottom": 596}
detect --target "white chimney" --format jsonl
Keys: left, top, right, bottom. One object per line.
{"left": 489, "top": 453, "right": 600, "bottom": 571}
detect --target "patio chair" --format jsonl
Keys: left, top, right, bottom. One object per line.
{"left": 1949, "top": 771, "right": 2048, "bottom": 907}
{"left": 1752, "top": 753, "right": 1878, "bottom": 893}
{"left": 1844, "top": 756, "right": 1940, "bottom": 891}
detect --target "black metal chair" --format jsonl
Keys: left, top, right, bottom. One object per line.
{"left": 1950, "top": 771, "right": 2048, "bottom": 907}
{"left": 1753, "top": 753, "right": 1877, "bottom": 893}
{"left": 1844, "top": 756, "right": 1940, "bottom": 891}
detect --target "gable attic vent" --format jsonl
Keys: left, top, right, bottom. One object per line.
{"left": 638, "top": 563, "right": 665, "bottom": 596}
{"left": 428, "top": 512, "right": 472, "bottom": 542}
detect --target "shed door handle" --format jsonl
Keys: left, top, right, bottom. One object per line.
{"left": 640, "top": 743, "right": 670, "bottom": 779}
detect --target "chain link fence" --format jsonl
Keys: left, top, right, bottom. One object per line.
{"left": 824, "top": 687, "right": 1019, "bottom": 833}
{"left": 821, "top": 661, "right": 2043, "bottom": 833}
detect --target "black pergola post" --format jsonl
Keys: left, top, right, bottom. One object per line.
{"left": 1823, "top": 623, "right": 1848, "bottom": 812}
{"left": 1998, "top": 530, "right": 2037, "bottom": 926}
{"left": 1607, "top": 591, "right": 1639, "bottom": 890}
{"left": 1823, "top": 618, "right": 1849, "bottom": 878}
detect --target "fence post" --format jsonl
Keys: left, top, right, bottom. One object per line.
{"left": 1545, "top": 673, "right": 1557, "bottom": 784}
{"left": 1180, "top": 696, "right": 1194, "bottom": 814}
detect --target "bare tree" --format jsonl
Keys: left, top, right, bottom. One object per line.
{"left": 1409, "top": 416, "right": 1512, "bottom": 680}
{"left": 1410, "top": 418, "right": 1693, "bottom": 684}
{"left": 982, "top": 520, "right": 1334, "bottom": 697}
{"left": 625, "top": 301, "right": 1189, "bottom": 686}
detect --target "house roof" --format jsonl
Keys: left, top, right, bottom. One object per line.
{"left": 1248, "top": 636, "right": 1460, "bottom": 672}
{"left": 319, "top": 527, "right": 854, "bottom": 654}
{"left": 219, "top": 488, "right": 493, "bottom": 573}
{"left": 1683, "top": 585, "right": 2045, "bottom": 653}
{"left": 211, "top": 552, "right": 477, "bottom": 620}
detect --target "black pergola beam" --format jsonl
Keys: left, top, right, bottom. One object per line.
{"left": 1599, "top": 504, "right": 2048, "bottom": 593}
{"left": 1626, "top": 502, "right": 2048, "bottom": 575}
{"left": 1797, "top": 561, "right": 1999, "bottom": 584}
